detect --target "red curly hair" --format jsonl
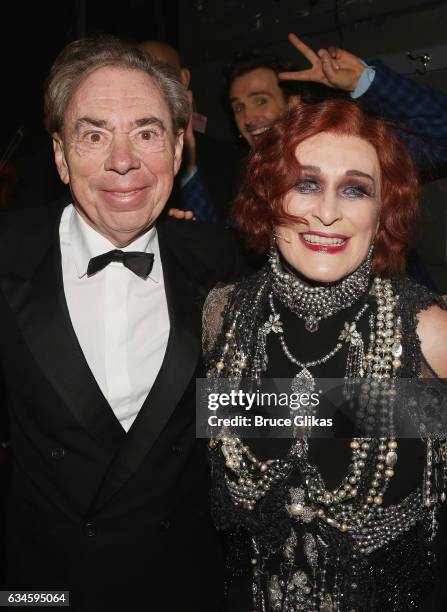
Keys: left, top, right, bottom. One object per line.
{"left": 232, "top": 98, "right": 420, "bottom": 277}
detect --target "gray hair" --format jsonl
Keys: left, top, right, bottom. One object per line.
{"left": 44, "top": 36, "right": 190, "bottom": 135}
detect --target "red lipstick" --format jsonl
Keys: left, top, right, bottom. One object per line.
{"left": 299, "top": 232, "right": 349, "bottom": 254}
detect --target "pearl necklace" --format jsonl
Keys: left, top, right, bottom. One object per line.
{"left": 270, "top": 246, "right": 373, "bottom": 332}
{"left": 210, "top": 275, "right": 404, "bottom": 541}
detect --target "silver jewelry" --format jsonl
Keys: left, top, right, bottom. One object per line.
{"left": 266, "top": 292, "right": 369, "bottom": 394}
{"left": 207, "top": 265, "right": 447, "bottom": 612}
{"left": 270, "top": 245, "right": 373, "bottom": 332}
{"left": 210, "top": 277, "right": 403, "bottom": 522}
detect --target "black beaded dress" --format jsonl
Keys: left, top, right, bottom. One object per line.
{"left": 203, "top": 267, "right": 447, "bottom": 612}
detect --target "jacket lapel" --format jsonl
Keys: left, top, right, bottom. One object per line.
{"left": 89, "top": 221, "right": 203, "bottom": 512}
{"left": 0, "top": 205, "right": 125, "bottom": 455}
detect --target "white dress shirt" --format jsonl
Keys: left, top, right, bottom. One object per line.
{"left": 59, "top": 204, "right": 170, "bottom": 432}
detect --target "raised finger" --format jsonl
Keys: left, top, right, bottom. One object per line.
{"left": 287, "top": 32, "right": 320, "bottom": 65}
{"left": 278, "top": 68, "right": 318, "bottom": 82}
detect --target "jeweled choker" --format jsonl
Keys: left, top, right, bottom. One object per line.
{"left": 269, "top": 245, "right": 373, "bottom": 332}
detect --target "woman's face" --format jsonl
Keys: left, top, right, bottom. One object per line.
{"left": 276, "top": 132, "right": 381, "bottom": 283}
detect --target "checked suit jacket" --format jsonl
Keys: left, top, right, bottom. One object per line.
{"left": 362, "top": 59, "right": 447, "bottom": 181}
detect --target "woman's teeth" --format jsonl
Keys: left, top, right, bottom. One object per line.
{"left": 301, "top": 234, "right": 346, "bottom": 246}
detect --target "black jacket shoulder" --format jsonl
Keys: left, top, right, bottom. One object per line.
{"left": 0, "top": 196, "right": 68, "bottom": 277}
{"left": 156, "top": 216, "right": 248, "bottom": 289}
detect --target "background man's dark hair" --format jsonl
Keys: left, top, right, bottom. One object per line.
{"left": 222, "top": 50, "right": 304, "bottom": 101}
{"left": 223, "top": 49, "right": 347, "bottom": 107}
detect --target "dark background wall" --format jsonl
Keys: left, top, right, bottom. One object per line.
{"left": 1, "top": 0, "right": 447, "bottom": 288}
{"left": 2, "top": 1, "right": 178, "bottom": 159}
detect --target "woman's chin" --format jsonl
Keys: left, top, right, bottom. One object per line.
{"left": 291, "top": 264, "right": 351, "bottom": 284}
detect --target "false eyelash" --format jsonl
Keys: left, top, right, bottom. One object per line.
{"left": 294, "top": 179, "right": 321, "bottom": 193}
{"left": 342, "top": 184, "right": 375, "bottom": 198}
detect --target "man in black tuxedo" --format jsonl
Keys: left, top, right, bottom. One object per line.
{"left": 0, "top": 36, "right": 243, "bottom": 611}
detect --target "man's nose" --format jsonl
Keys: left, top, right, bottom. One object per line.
{"left": 104, "top": 135, "right": 140, "bottom": 174}
{"left": 244, "top": 106, "right": 264, "bottom": 127}
{"left": 312, "top": 191, "right": 342, "bottom": 226}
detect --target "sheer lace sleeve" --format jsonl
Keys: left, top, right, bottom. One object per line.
{"left": 417, "top": 303, "right": 447, "bottom": 380}
{"left": 202, "top": 283, "right": 235, "bottom": 355}
{"left": 393, "top": 276, "right": 447, "bottom": 378}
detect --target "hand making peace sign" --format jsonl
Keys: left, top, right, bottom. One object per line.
{"left": 278, "top": 33, "right": 366, "bottom": 93}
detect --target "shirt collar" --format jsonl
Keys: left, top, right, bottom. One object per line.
{"left": 69, "top": 206, "right": 161, "bottom": 282}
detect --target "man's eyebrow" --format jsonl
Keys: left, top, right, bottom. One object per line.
{"left": 75, "top": 117, "right": 110, "bottom": 131}
{"left": 74, "top": 116, "right": 167, "bottom": 131}
{"left": 133, "top": 117, "right": 166, "bottom": 132}
{"left": 230, "top": 91, "right": 273, "bottom": 104}
{"left": 247, "top": 90, "right": 274, "bottom": 98}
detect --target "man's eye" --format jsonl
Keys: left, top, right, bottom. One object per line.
{"left": 295, "top": 179, "right": 321, "bottom": 194}
{"left": 255, "top": 97, "right": 268, "bottom": 106}
{"left": 232, "top": 104, "right": 243, "bottom": 114}
{"left": 86, "top": 132, "right": 102, "bottom": 143}
{"left": 139, "top": 130, "right": 161, "bottom": 142}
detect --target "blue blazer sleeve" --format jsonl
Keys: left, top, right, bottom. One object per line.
{"left": 360, "top": 60, "right": 447, "bottom": 180}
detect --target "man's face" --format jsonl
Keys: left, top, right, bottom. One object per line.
{"left": 53, "top": 65, "right": 183, "bottom": 246}
{"left": 229, "top": 67, "right": 289, "bottom": 148}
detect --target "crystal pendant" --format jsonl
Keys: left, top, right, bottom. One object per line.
{"left": 392, "top": 342, "right": 402, "bottom": 358}
{"left": 385, "top": 450, "right": 398, "bottom": 467}
{"left": 305, "top": 315, "right": 319, "bottom": 332}
{"left": 292, "top": 368, "right": 315, "bottom": 394}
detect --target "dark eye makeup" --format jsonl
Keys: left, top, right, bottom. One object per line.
{"left": 341, "top": 182, "right": 375, "bottom": 198}
{"left": 294, "top": 176, "right": 375, "bottom": 198}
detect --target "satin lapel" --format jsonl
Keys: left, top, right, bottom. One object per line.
{"left": 0, "top": 240, "right": 125, "bottom": 454}
{"left": 89, "top": 223, "right": 202, "bottom": 512}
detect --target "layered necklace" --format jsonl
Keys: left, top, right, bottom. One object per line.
{"left": 270, "top": 246, "right": 373, "bottom": 332}
{"left": 209, "top": 250, "right": 408, "bottom": 536}
{"left": 266, "top": 292, "right": 369, "bottom": 395}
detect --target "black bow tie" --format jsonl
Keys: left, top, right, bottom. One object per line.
{"left": 87, "top": 250, "right": 155, "bottom": 279}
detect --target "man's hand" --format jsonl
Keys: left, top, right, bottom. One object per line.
{"left": 278, "top": 33, "right": 365, "bottom": 93}
{"left": 168, "top": 208, "right": 196, "bottom": 221}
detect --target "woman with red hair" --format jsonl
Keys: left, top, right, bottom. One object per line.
{"left": 204, "top": 98, "right": 447, "bottom": 610}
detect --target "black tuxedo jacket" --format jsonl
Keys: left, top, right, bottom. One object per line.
{"left": 0, "top": 199, "right": 245, "bottom": 611}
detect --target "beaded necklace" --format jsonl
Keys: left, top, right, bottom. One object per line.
{"left": 209, "top": 262, "right": 405, "bottom": 534}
